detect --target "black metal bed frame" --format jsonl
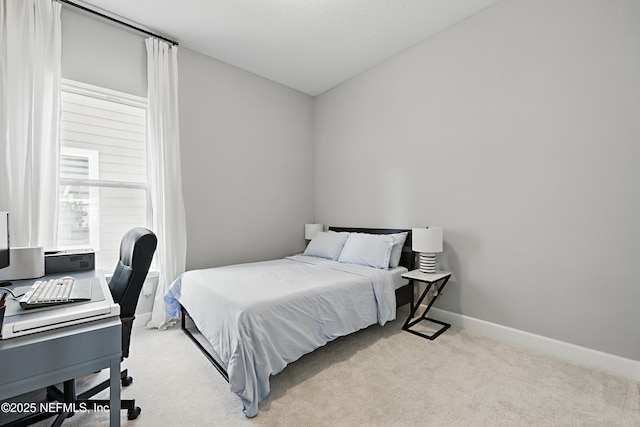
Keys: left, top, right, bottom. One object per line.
{"left": 181, "top": 306, "right": 229, "bottom": 382}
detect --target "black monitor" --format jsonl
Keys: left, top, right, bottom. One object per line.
{"left": 0, "top": 212, "right": 8, "bottom": 270}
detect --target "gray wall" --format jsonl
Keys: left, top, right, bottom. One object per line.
{"left": 61, "top": 6, "right": 315, "bottom": 272}
{"left": 61, "top": 7, "right": 146, "bottom": 97}
{"left": 314, "top": 0, "right": 640, "bottom": 360}
{"left": 179, "top": 49, "right": 315, "bottom": 270}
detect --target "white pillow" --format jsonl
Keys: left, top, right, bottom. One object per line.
{"left": 388, "top": 232, "right": 408, "bottom": 268}
{"left": 338, "top": 233, "right": 394, "bottom": 269}
{"left": 303, "top": 231, "right": 349, "bottom": 260}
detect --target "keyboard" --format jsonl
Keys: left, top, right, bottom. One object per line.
{"left": 19, "top": 277, "right": 92, "bottom": 309}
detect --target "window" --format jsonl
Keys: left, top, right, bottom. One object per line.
{"left": 58, "top": 80, "right": 149, "bottom": 271}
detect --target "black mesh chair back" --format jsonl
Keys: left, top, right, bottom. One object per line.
{"left": 109, "top": 227, "right": 157, "bottom": 358}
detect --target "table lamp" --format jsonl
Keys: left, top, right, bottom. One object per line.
{"left": 412, "top": 227, "right": 443, "bottom": 274}
{"left": 305, "top": 224, "right": 323, "bottom": 240}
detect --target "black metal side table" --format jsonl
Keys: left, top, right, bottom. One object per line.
{"left": 401, "top": 270, "right": 452, "bottom": 340}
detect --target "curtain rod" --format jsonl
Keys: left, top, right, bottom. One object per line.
{"left": 58, "top": 0, "right": 179, "bottom": 46}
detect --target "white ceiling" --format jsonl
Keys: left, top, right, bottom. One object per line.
{"left": 80, "top": 0, "right": 500, "bottom": 96}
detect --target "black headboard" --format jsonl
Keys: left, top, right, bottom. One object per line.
{"left": 328, "top": 227, "right": 414, "bottom": 271}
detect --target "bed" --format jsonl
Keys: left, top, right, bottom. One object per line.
{"left": 164, "top": 227, "right": 414, "bottom": 417}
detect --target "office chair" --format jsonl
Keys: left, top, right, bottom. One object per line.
{"left": 45, "top": 227, "right": 158, "bottom": 423}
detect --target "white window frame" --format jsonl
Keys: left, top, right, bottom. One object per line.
{"left": 59, "top": 79, "right": 151, "bottom": 227}
{"left": 58, "top": 79, "right": 152, "bottom": 268}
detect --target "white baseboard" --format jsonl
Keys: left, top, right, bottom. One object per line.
{"left": 429, "top": 307, "right": 640, "bottom": 382}
{"left": 133, "top": 312, "right": 152, "bottom": 328}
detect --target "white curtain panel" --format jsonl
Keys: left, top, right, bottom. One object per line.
{"left": 145, "top": 38, "right": 187, "bottom": 330}
{"left": 0, "top": 0, "right": 61, "bottom": 248}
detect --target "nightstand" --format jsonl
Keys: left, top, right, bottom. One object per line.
{"left": 401, "top": 270, "right": 452, "bottom": 340}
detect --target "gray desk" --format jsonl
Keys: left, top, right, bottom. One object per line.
{"left": 0, "top": 271, "right": 121, "bottom": 426}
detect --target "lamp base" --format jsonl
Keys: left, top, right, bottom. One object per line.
{"left": 418, "top": 253, "right": 436, "bottom": 274}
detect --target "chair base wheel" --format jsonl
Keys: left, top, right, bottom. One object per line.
{"left": 127, "top": 406, "right": 141, "bottom": 420}
{"left": 122, "top": 376, "right": 133, "bottom": 386}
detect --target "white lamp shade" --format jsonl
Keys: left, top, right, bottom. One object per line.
{"left": 412, "top": 227, "right": 443, "bottom": 253}
{"left": 305, "top": 223, "right": 323, "bottom": 240}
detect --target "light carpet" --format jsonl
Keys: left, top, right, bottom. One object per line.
{"left": 9, "top": 307, "right": 640, "bottom": 426}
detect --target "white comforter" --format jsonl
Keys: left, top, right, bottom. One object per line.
{"left": 164, "top": 255, "right": 399, "bottom": 417}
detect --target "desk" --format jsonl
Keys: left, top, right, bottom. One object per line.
{"left": 0, "top": 271, "right": 121, "bottom": 426}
